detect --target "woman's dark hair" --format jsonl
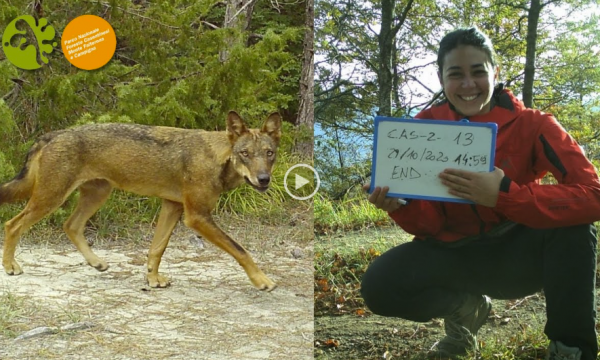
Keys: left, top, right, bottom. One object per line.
{"left": 437, "top": 27, "right": 496, "bottom": 76}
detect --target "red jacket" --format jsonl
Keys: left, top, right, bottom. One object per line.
{"left": 389, "top": 87, "right": 600, "bottom": 241}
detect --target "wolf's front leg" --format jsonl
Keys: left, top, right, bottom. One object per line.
{"left": 183, "top": 210, "right": 276, "bottom": 291}
{"left": 146, "top": 200, "right": 183, "bottom": 288}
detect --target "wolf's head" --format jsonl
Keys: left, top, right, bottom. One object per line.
{"left": 227, "top": 111, "right": 282, "bottom": 193}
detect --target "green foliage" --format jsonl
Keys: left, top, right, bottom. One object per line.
{"left": 0, "top": 99, "right": 15, "bottom": 133}
{"left": 314, "top": 129, "right": 371, "bottom": 196}
{"left": 314, "top": 194, "right": 393, "bottom": 234}
{"left": 0, "top": 0, "right": 304, "bottom": 134}
{"left": 0, "top": 61, "right": 18, "bottom": 91}
{"left": 74, "top": 112, "right": 134, "bottom": 126}
{"left": 0, "top": 151, "right": 16, "bottom": 181}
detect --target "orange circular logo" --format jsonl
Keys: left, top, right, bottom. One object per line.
{"left": 61, "top": 15, "right": 116, "bottom": 70}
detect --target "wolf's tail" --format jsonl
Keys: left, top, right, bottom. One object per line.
{"left": 0, "top": 141, "right": 44, "bottom": 205}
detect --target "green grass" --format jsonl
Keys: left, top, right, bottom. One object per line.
{"left": 478, "top": 328, "right": 549, "bottom": 360}
{"left": 314, "top": 194, "right": 393, "bottom": 234}
{"left": 314, "top": 225, "right": 410, "bottom": 316}
{"left": 314, "top": 194, "right": 411, "bottom": 315}
{"left": 0, "top": 292, "right": 33, "bottom": 337}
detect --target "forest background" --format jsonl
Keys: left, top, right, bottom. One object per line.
{"left": 315, "top": 0, "right": 600, "bottom": 204}
{"left": 0, "top": 0, "right": 314, "bottom": 226}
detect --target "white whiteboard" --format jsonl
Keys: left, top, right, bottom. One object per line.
{"left": 370, "top": 117, "right": 497, "bottom": 203}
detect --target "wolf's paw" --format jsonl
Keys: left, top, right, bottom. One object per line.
{"left": 3, "top": 260, "right": 23, "bottom": 275}
{"left": 147, "top": 273, "right": 171, "bottom": 288}
{"left": 88, "top": 259, "right": 109, "bottom": 272}
{"left": 250, "top": 273, "right": 277, "bottom": 292}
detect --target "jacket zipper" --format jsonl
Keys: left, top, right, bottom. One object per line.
{"left": 470, "top": 204, "right": 486, "bottom": 235}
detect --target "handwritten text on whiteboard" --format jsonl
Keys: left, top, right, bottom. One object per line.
{"left": 371, "top": 117, "right": 497, "bottom": 203}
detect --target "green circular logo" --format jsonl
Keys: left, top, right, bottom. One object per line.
{"left": 2, "top": 15, "right": 57, "bottom": 70}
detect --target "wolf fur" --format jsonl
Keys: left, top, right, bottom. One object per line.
{"left": 0, "top": 111, "right": 281, "bottom": 291}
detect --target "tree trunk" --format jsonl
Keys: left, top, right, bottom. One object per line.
{"left": 220, "top": 0, "right": 257, "bottom": 62}
{"left": 523, "top": 0, "right": 542, "bottom": 108}
{"left": 392, "top": 38, "right": 400, "bottom": 112}
{"left": 294, "top": 0, "right": 314, "bottom": 159}
{"left": 377, "top": 0, "right": 394, "bottom": 117}
{"left": 377, "top": 0, "right": 413, "bottom": 117}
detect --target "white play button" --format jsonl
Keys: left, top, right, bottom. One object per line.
{"left": 295, "top": 174, "right": 309, "bottom": 190}
{"left": 284, "top": 164, "right": 320, "bottom": 200}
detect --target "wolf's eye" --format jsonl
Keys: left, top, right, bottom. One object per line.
{"left": 241, "top": 150, "right": 249, "bottom": 157}
{"left": 267, "top": 150, "right": 274, "bottom": 156}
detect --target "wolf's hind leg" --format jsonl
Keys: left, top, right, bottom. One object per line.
{"left": 63, "top": 179, "right": 112, "bottom": 272}
{"left": 146, "top": 199, "right": 183, "bottom": 288}
{"left": 3, "top": 187, "right": 72, "bottom": 275}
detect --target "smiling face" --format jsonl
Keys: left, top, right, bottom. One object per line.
{"left": 438, "top": 45, "right": 499, "bottom": 117}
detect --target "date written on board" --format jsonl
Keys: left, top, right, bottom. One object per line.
{"left": 387, "top": 129, "right": 474, "bottom": 146}
{"left": 388, "top": 147, "right": 449, "bottom": 162}
{"left": 388, "top": 147, "right": 487, "bottom": 167}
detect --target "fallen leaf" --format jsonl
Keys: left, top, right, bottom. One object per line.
{"left": 324, "top": 339, "right": 340, "bottom": 348}
{"left": 316, "top": 279, "right": 329, "bottom": 292}
{"left": 368, "top": 248, "right": 381, "bottom": 257}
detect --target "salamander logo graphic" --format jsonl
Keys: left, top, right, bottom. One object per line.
{"left": 2, "top": 15, "right": 57, "bottom": 70}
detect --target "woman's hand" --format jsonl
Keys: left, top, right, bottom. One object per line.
{"left": 362, "top": 183, "right": 404, "bottom": 213}
{"left": 438, "top": 167, "right": 505, "bottom": 207}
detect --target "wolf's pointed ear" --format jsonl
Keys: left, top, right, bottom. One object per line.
{"left": 261, "top": 112, "right": 282, "bottom": 144}
{"left": 227, "top": 111, "right": 248, "bottom": 142}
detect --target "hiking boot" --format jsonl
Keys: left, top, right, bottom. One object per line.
{"left": 546, "top": 341, "right": 582, "bottom": 360}
{"left": 429, "top": 294, "right": 491, "bottom": 359}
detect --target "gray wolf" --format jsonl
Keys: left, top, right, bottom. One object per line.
{"left": 0, "top": 111, "right": 281, "bottom": 291}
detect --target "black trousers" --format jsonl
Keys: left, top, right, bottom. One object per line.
{"left": 360, "top": 223, "right": 598, "bottom": 360}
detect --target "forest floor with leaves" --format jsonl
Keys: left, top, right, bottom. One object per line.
{"left": 314, "top": 226, "right": 600, "bottom": 360}
{"left": 0, "top": 213, "right": 313, "bottom": 360}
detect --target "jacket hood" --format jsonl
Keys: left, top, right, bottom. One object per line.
{"left": 425, "top": 84, "right": 527, "bottom": 129}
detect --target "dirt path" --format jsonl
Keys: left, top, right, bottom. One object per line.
{"left": 0, "top": 221, "right": 313, "bottom": 360}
